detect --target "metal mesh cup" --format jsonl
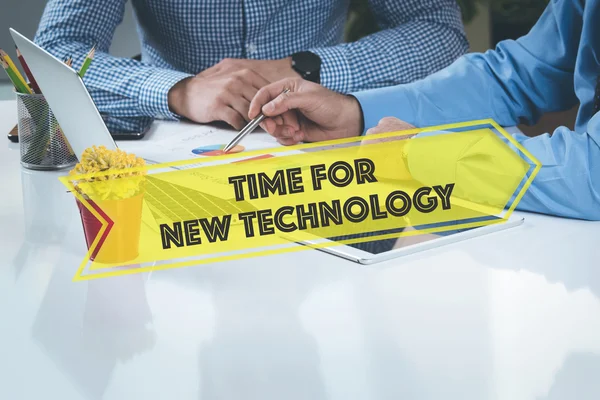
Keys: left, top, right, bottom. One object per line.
{"left": 16, "top": 92, "right": 78, "bottom": 170}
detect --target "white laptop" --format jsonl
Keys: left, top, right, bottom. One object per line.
{"left": 10, "top": 28, "right": 245, "bottom": 172}
{"left": 10, "top": 28, "right": 121, "bottom": 160}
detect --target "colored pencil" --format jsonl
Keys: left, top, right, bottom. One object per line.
{"left": 78, "top": 45, "right": 95, "bottom": 77}
{"left": 0, "top": 49, "right": 31, "bottom": 94}
{"left": 0, "top": 55, "right": 31, "bottom": 94}
{"left": 0, "top": 55, "right": 16, "bottom": 90}
{"left": 15, "top": 47, "right": 41, "bottom": 93}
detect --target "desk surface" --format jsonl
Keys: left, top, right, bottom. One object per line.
{"left": 1, "top": 100, "right": 599, "bottom": 400}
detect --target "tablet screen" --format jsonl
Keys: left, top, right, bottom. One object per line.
{"left": 326, "top": 215, "right": 502, "bottom": 255}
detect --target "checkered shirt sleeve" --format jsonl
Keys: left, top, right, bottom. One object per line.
{"left": 311, "top": 0, "right": 468, "bottom": 93}
{"left": 34, "top": 0, "right": 192, "bottom": 132}
{"left": 34, "top": 0, "right": 468, "bottom": 130}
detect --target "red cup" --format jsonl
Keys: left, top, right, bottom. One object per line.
{"left": 76, "top": 197, "right": 109, "bottom": 261}
{"left": 76, "top": 194, "right": 143, "bottom": 263}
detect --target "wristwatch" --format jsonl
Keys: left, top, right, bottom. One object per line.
{"left": 291, "top": 51, "right": 321, "bottom": 84}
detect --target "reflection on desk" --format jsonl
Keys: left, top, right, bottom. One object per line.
{"left": 32, "top": 263, "right": 155, "bottom": 399}
{"left": 0, "top": 100, "right": 599, "bottom": 400}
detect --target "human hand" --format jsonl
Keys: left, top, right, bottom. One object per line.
{"left": 199, "top": 58, "right": 300, "bottom": 84}
{"left": 167, "top": 68, "right": 270, "bottom": 130}
{"left": 366, "top": 117, "right": 416, "bottom": 136}
{"left": 248, "top": 78, "right": 364, "bottom": 145}
{"left": 359, "top": 117, "right": 417, "bottom": 182}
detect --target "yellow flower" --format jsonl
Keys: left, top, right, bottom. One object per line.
{"left": 70, "top": 145, "right": 147, "bottom": 201}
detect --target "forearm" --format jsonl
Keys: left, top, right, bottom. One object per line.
{"left": 354, "top": 39, "right": 578, "bottom": 131}
{"left": 401, "top": 120, "right": 600, "bottom": 221}
{"left": 352, "top": 0, "right": 579, "bottom": 130}
{"left": 352, "top": 47, "right": 597, "bottom": 219}
{"left": 309, "top": 0, "right": 468, "bottom": 93}
{"left": 35, "top": 38, "right": 192, "bottom": 120}
{"left": 502, "top": 121, "right": 600, "bottom": 221}
{"left": 33, "top": 0, "right": 192, "bottom": 121}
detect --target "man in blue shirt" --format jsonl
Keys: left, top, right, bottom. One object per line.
{"left": 248, "top": 0, "right": 600, "bottom": 220}
{"left": 33, "top": 0, "right": 467, "bottom": 131}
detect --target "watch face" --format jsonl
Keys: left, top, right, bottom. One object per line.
{"left": 292, "top": 51, "right": 321, "bottom": 82}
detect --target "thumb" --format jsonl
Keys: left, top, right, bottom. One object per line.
{"left": 262, "top": 91, "right": 314, "bottom": 118}
{"left": 248, "top": 78, "right": 303, "bottom": 119}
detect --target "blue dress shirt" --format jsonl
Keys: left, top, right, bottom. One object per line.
{"left": 33, "top": 0, "right": 467, "bottom": 132}
{"left": 354, "top": 0, "right": 600, "bottom": 221}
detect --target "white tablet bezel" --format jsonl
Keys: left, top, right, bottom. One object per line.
{"left": 297, "top": 214, "right": 524, "bottom": 264}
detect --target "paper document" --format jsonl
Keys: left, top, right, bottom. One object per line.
{"left": 117, "top": 121, "right": 283, "bottom": 165}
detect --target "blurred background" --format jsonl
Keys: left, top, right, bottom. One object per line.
{"left": 1, "top": 0, "right": 573, "bottom": 135}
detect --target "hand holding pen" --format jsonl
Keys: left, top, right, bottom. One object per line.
{"left": 246, "top": 78, "right": 364, "bottom": 146}
{"left": 223, "top": 88, "right": 290, "bottom": 152}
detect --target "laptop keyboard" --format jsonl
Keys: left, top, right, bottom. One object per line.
{"left": 144, "top": 175, "right": 251, "bottom": 224}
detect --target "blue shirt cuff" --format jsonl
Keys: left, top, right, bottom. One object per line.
{"left": 351, "top": 85, "right": 418, "bottom": 134}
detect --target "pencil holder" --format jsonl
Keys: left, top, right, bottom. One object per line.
{"left": 16, "top": 91, "right": 77, "bottom": 170}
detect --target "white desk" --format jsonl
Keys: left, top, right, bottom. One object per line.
{"left": 1, "top": 99, "right": 599, "bottom": 400}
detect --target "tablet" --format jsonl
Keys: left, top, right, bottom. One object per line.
{"left": 300, "top": 214, "right": 524, "bottom": 264}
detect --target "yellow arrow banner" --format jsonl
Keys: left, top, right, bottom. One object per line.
{"left": 61, "top": 120, "right": 540, "bottom": 281}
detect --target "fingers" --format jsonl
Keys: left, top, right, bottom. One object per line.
{"left": 225, "top": 69, "right": 268, "bottom": 101}
{"left": 260, "top": 109, "right": 299, "bottom": 135}
{"left": 175, "top": 68, "right": 271, "bottom": 128}
{"left": 202, "top": 60, "right": 269, "bottom": 94}
{"left": 260, "top": 119, "right": 304, "bottom": 145}
{"left": 214, "top": 69, "right": 270, "bottom": 128}
{"left": 218, "top": 106, "right": 246, "bottom": 130}
{"left": 236, "top": 68, "right": 270, "bottom": 92}
{"left": 270, "top": 126, "right": 304, "bottom": 146}
{"left": 200, "top": 58, "right": 242, "bottom": 78}
{"left": 260, "top": 118, "right": 277, "bottom": 134}
{"left": 226, "top": 94, "right": 251, "bottom": 123}
{"left": 365, "top": 127, "right": 382, "bottom": 135}
{"left": 225, "top": 70, "right": 268, "bottom": 121}
{"left": 366, "top": 117, "right": 416, "bottom": 135}
{"left": 281, "top": 110, "right": 300, "bottom": 131}
{"left": 248, "top": 78, "right": 304, "bottom": 119}
{"left": 277, "top": 136, "right": 302, "bottom": 146}
{"left": 240, "top": 83, "right": 261, "bottom": 103}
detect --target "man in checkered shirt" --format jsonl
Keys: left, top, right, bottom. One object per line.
{"left": 34, "top": 0, "right": 468, "bottom": 132}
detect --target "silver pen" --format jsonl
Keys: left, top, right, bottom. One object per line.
{"left": 223, "top": 88, "right": 290, "bottom": 153}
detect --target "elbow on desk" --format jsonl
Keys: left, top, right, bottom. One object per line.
{"left": 579, "top": 202, "right": 600, "bottom": 221}
{"left": 581, "top": 168, "right": 600, "bottom": 221}
{"left": 516, "top": 181, "right": 600, "bottom": 221}
{"left": 559, "top": 186, "right": 600, "bottom": 220}
{"left": 559, "top": 196, "right": 600, "bottom": 221}
{"left": 518, "top": 203, "right": 600, "bottom": 222}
